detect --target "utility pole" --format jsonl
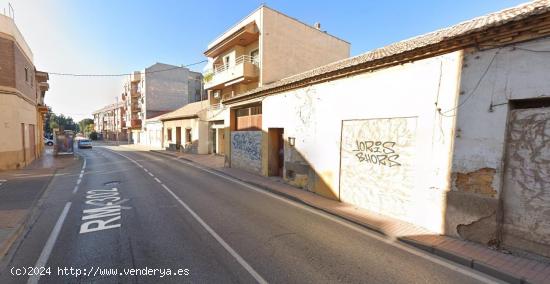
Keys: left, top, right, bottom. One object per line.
{"left": 116, "top": 96, "right": 119, "bottom": 145}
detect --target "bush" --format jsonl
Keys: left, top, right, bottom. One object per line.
{"left": 89, "top": 131, "right": 99, "bottom": 140}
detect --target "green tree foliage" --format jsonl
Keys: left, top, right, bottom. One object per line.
{"left": 79, "top": 118, "right": 94, "bottom": 136}
{"left": 89, "top": 131, "right": 99, "bottom": 140}
{"left": 47, "top": 112, "right": 80, "bottom": 133}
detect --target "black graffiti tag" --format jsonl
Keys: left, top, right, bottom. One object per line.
{"left": 353, "top": 140, "right": 401, "bottom": 167}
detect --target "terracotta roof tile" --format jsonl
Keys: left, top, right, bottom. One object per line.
{"left": 229, "top": 0, "right": 550, "bottom": 102}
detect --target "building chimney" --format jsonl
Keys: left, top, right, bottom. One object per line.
{"left": 314, "top": 22, "right": 321, "bottom": 30}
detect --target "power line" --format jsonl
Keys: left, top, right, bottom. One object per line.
{"left": 47, "top": 60, "right": 207, "bottom": 77}
{"left": 439, "top": 49, "right": 499, "bottom": 116}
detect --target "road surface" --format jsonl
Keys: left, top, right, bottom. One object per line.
{"left": 0, "top": 145, "right": 500, "bottom": 283}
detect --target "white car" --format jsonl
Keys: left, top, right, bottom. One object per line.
{"left": 44, "top": 137, "right": 54, "bottom": 146}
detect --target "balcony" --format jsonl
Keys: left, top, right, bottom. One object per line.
{"left": 204, "top": 55, "right": 260, "bottom": 90}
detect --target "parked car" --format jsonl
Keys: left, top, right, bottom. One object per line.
{"left": 77, "top": 139, "right": 92, "bottom": 149}
{"left": 44, "top": 137, "right": 54, "bottom": 146}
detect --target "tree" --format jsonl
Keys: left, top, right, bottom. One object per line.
{"left": 47, "top": 112, "right": 80, "bottom": 133}
{"left": 79, "top": 118, "right": 94, "bottom": 136}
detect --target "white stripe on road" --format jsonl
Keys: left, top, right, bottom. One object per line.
{"left": 162, "top": 183, "right": 268, "bottom": 284}
{"left": 161, "top": 154, "right": 500, "bottom": 284}
{"left": 73, "top": 158, "right": 86, "bottom": 194}
{"left": 103, "top": 148, "right": 267, "bottom": 284}
{"left": 154, "top": 177, "right": 161, "bottom": 183}
{"left": 147, "top": 172, "right": 154, "bottom": 177}
{"left": 28, "top": 202, "right": 72, "bottom": 284}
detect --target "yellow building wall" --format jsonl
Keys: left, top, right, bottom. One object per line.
{"left": 0, "top": 93, "right": 39, "bottom": 169}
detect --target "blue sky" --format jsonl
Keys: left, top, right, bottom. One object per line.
{"left": 4, "top": 0, "right": 526, "bottom": 120}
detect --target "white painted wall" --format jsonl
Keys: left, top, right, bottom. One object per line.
{"left": 262, "top": 51, "right": 463, "bottom": 232}
{"left": 452, "top": 36, "right": 550, "bottom": 195}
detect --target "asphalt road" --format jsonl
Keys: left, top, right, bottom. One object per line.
{"left": 0, "top": 145, "right": 502, "bottom": 283}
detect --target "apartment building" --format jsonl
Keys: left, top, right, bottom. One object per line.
{"left": 201, "top": 5, "right": 350, "bottom": 157}
{"left": 0, "top": 13, "right": 49, "bottom": 169}
{"left": 121, "top": 63, "right": 203, "bottom": 144}
{"left": 92, "top": 102, "right": 126, "bottom": 141}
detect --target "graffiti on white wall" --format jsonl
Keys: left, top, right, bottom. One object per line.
{"left": 340, "top": 117, "right": 417, "bottom": 221}
{"left": 353, "top": 140, "right": 401, "bottom": 167}
{"left": 503, "top": 108, "right": 550, "bottom": 247}
{"left": 231, "top": 131, "right": 262, "bottom": 173}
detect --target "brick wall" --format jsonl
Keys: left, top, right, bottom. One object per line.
{"left": 0, "top": 37, "right": 15, "bottom": 88}
{"left": 13, "top": 42, "right": 36, "bottom": 103}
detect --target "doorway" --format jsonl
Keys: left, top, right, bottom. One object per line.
{"left": 28, "top": 124, "right": 36, "bottom": 161}
{"left": 501, "top": 101, "right": 550, "bottom": 255}
{"left": 21, "top": 123, "right": 26, "bottom": 164}
{"left": 211, "top": 129, "right": 217, "bottom": 154}
{"left": 268, "top": 128, "right": 284, "bottom": 176}
{"left": 176, "top": 127, "right": 182, "bottom": 148}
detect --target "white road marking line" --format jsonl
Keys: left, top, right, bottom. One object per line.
{"left": 143, "top": 168, "right": 149, "bottom": 172}
{"left": 104, "top": 149, "right": 267, "bottom": 284}
{"left": 154, "top": 177, "right": 161, "bottom": 183}
{"left": 28, "top": 202, "right": 72, "bottom": 284}
{"left": 164, "top": 155, "right": 499, "bottom": 284}
{"left": 73, "top": 158, "right": 86, "bottom": 194}
{"left": 147, "top": 172, "right": 154, "bottom": 177}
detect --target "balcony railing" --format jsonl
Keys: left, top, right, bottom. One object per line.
{"left": 212, "top": 55, "right": 259, "bottom": 74}
{"left": 204, "top": 55, "right": 260, "bottom": 89}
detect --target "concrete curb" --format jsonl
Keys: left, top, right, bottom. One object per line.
{"left": 149, "top": 149, "right": 526, "bottom": 284}
{"left": 0, "top": 156, "right": 82, "bottom": 265}
{"left": 399, "top": 237, "right": 526, "bottom": 284}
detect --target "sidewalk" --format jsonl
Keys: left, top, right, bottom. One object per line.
{"left": 151, "top": 149, "right": 550, "bottom": 284}
{"left": 0, "top": 147, "right": 78, "bottom": 260}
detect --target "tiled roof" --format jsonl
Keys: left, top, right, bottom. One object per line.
{"left": 230, "top": 0, "right": 550, "bottom": 102}
{"left": 156, "top": 101, "right": 207, "bottom": 121}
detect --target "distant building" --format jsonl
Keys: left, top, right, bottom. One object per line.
{"left": 120, "top": 63, "right": 204, "bottom": 145}
{"left": 92, "top": 102, "right": 125, "bottom": 141}
{"left": 0, "top": 13, "right": 49, "bottom": 169}
{"left": 201, "top": 5, "right": 350, "bottom": 157}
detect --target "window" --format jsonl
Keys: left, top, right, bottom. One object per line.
{"left": 25, "top": 67, "right": 29, "bottom": 82}
{"left": 223, "top": 55, "right": 230, "bottom": 68}
{"left": 250, "top": 49, "right": 259, "bottom": 65}
{"left": 186, "top": 129, "right": 192, "bottom": 144}
{"left": 235, "top": 105, "right": 262, "bottom": 131}
{"left": 167, "top": 128, "right": 172, "bottom": 141}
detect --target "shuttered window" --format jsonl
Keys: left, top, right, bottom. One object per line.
{"left": 235, "top": 105, "right": 262, "bottom": 131}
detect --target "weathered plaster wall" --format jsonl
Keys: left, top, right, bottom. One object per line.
{"left": 231, "top": 131, "right": 262, "bottom": 174}
{"left": 262, "top": 51, "right": 463, "bottom": 232}
{"left": 449, "top": 36, "right": 550, "bottom": 249}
